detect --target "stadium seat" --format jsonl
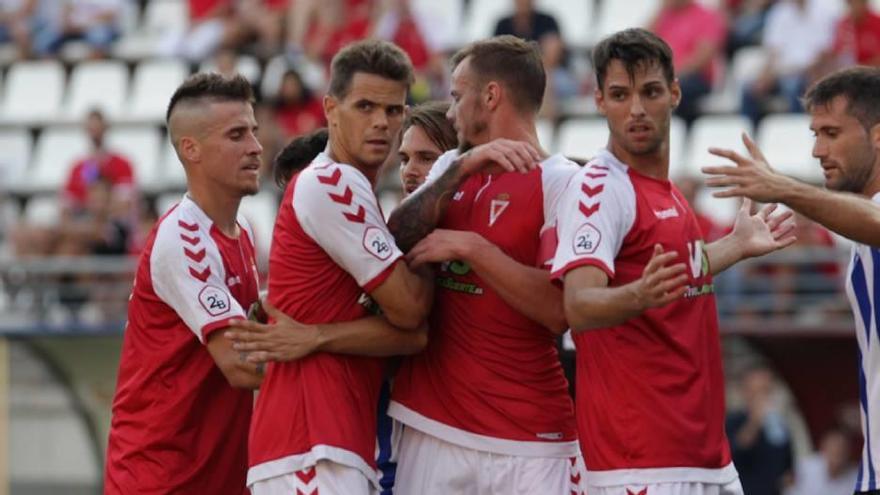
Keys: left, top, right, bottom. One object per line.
{"left": 0, "top": 129, "right": 33, "bottom": 192}
{"left": 693, "top": 185, "right": 739, "bottom": 227}
{"left": 463, "top": 0, "right": 510, "bottom": 44}
{"left": 410, "top": 0, "right": 463, "bottom": 51}
{"left": 684, "top": 115, "right": 753, "bottom": 179}
{"left": 238, "top": 192, "right": 280, "bottom": 266}
{"left": 126, "top": 59, "right": 189, "bottom": 123}
{"left": 27, "top": 127, "right": 90, "bottom": 193}
{"left": 536, "top": 0, "right": 594, "bottom": 49}
{"left": 756, "top": 113, "right": 822, "bottom": 183}
{"left": 113, "top": 0, "right": 190, "bottom": 60}
{"left": 557, "top": 118, "right": 609, "bottom": 162}
{"left": 557, "top": 116, "right": 686, "bottom": 175}
{"left": 105, "top": 126, "right": 164, "bottom": 193}
{"left": 63, "top": 61, "right": 129, "bottom": 121}
{"left": 162, "top": 139, "right": 187, "bottom": 190}
{"left": 536, "top": 119, "right": 555, "bottom": 151}
{"left": 0, "top": 60, "right": 65, "bottom": 124}
{"left": 199, "top": 55, "right": 262, "bottom": 84}
{"left": 700, "top": 46, "right": 768, "bottom": 114}
{"left": 22, "top": 195, "right": 61, "bottom": 227}
{"left": 593, "top": 0, "right": 661, "bottom": 44}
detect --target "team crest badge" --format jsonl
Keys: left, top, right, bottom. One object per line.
{"left": 489, "top": 193, "right": 510, "bottom": 227}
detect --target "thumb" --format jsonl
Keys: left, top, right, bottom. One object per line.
{"left": 653, "top": 243, "right": 663, "bottom": 256}
{"left": 261, "top": 299, "right": 288, "bottom": 322}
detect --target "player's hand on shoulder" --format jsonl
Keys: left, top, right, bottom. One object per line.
{"left": 225, "top": 300, "right": 322, "bottom": 364}
{"left": 633, "top": 244, "right": 689, "bottom": 310}
{"left": 458, "top": 138, "right": 541, "bottom": 175}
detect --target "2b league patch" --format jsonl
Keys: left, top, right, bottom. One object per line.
{"left": 199, "top": 285, "right": 231, "bottom": 316}
{"left": 363, "top": 226, "right": 393, "bottom": 261}
{"left": 573, "top": 223, "right": 601, "bottom": 255}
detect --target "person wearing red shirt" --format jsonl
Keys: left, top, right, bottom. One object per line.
{"left": 273, "top": 69, "right": 326, "bottom": 138}
{"left": 104, "top": 73, "right": 265, "bottom": 494}
{"left": 831, "top": 0, "right": 880, "bottom": 66}
{"left": 554, "top": 28, "right": 795, "bottom": 495}
{"left": 384, "top": 35, "right": 585, "bottom": 495}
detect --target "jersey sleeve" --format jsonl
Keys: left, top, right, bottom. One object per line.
{"left": 294, "top": 163, "right": 403, "bottom": 292}
{"left": 538, "top": 156, "right": 579, "bottom": 269}
{"left": 150, "top": 219, "right": 247, "bottom": 344}
{"left": 550, "top": 161, "right": 636, "bottom": 282}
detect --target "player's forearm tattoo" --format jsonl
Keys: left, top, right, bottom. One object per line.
{"left": 388, "top": 159, "right": 465, "bottom": 253}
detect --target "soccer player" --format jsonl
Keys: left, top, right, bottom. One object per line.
{"left": 243, "top": 40, "right": 432, "bottom": 495}
{"left": 104, "top": 73, "right": 264, "bottom": 494}
{"left": 398, "top": 101, "right": 457, "bottom": 195}
{"left": 552, "top": 28, "right": 796, "bottom": 495}
{"left": 385, "top": 35, "right": 585, "bottom": 494}
{"left": 702, "top": 66, "right": 880, "bottom": 495}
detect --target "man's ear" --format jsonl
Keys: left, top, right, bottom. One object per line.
{"left": 484, "top": 81, "right": 501, "bottom": 112}
{"left": 179, "top": 136, "right": 200, "bottom": 164}
{"left": 595, "top": 89, "right": 606, "bottom": 116}
{"left": 670, "top": 78, "right": 682, "bottom": 110}
{"left": 871, "top": 122, "right": 880, "bottom": 153}
{"left": 324, "top": 94, "right": 338, "bottom": 128}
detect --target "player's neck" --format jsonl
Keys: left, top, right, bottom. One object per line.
{"left": 187, "top": 184, "right": 241, "bottom": 237}
{"left": 608, "top": 139, "right": 670, "bottom": 181}
{"left": 327, "top": 142, "right": 379, "bottom": 185}
{"left": 486, "top": 115, "right": 548, "bottom": 159}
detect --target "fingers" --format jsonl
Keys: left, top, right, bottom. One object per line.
{"left": 708, "top": 147, "right": 748, "bottom": 166}
{"left": 742, "top": 133, "right": 767, "bottom": 162}
{"left": 260, "top": 299, "right": 291, "bottom": 323}
{"left": 701, "top": 165, "right": 742, "bottom": 177}
{"left": 757, "top": 202, "right": 778, "bottom": 220}
{"left": 712, "top": 188, "right": 746, "bottom": 199}
{"left": 740, "top": 197, "right": 753, "bottom": 216}
{"left": 765, "top": 209, "right": 793, "bottom": 231}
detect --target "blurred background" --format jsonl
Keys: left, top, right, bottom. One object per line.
{"left": 0, "top": 0, "right": 876, "bottom": 493}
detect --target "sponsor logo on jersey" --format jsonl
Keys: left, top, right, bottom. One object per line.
{"left": 198, "top": 285, "right": 231, "bottom": 316}
{"left": 453, "top": 191, "right": 465, "bottom": 201}
{"left": 357, "top": 292, "right": 383, "bottom": 315}
{"left": 226, "top": 275, "right": 241, "bottom": 287}
{"left": 653, "top": 206, "right": 679, "bottom": 219}
{"left": 684, "top": 240, "right": 714, "bottom": 298}
{"left": 438, "top": 260, "right": 484, "bottom": 294}
{"left": 573, "top": 223, "right": 601, "bottom": 255}
{"left": 363, "top": 226, "right": 393, "bottom": 261}
{"left": 489, "top": 193, "right": 510, "bottom": 226}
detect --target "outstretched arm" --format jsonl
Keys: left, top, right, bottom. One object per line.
{"left": 225, "top": 300, "right": 428, "bottom": 363}
{"left": 387, "top": 139, "right": 542, "bottom": 252}
{"left": 407, "top": 229, "right": 567, "bottom": 333}
{"left": 704, "top": 133, "right": 880, "bottom": 245}
{"left": 563, "top": 245, "right": 689, "bottom": 332}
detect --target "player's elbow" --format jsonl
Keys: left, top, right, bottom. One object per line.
{"left": 385, "top": 307, "right": 427, "bottom": 331}
{"left": 563, "top": 296, "right": 594, "bottom": 334}
{"left": 545, "top": 314, "right": 570, "bottom": 336}
{"left": 400, "top": 327, "right": 429, "bottom": 355}
{"left": 219, "top": 365, "right": 262, "bottom": 390}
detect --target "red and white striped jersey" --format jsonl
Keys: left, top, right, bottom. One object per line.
{"left": 105, "top": 194, "right": 259, "bottom": 494}
{"left": 247, "top": 153, "right": 403, "bottom": 488}
{"left": 390, "top": 150, "right": 581, "bottom": 458}
{"left": 551, "top": 149, "right": 737, "bottom": 487}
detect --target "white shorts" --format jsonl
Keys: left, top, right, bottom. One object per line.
{"left": 249, "top": 460, "right": 375, "bottom": 495}
{"left": 586, "top": 479, "right": 744, "bottom": 495}
{"left": 394, "top": 426, "right": 586, "bottom": 495}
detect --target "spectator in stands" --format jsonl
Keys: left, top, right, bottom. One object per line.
{"left": 287, "top": 0, "right": 372, "bottom": 65}
{"left": 32, "top": 0, "right": 124, "bottom": 58}
{"left": 273, "top": 69, "right": 326, "bottom": 139}
{"left": 158, "top": 0, "right": 237, "bottom": 61}
{"left": 828, "top": 0, "right": 880, "bottom": 67}
{"left": 236, "top": 0, "right": 288, "bottom": 58}
{"left": 726, "top": 366, "right": 795, "bottom": 495}
{"left": 723, "top": 0, "right": 776, "bottom": 59}
{"left": 650, "top": 0, "right": 727, "bottom": 125}
{"left": 493, "top": 0, "right": 576, "bottom": 121}
{"left": 0, "top": 0, "right": 36, "bottom": 58}
{"left": 740, "top": 0, "right": 837, "bottom": 126}
{"left": 785, "top": 427, "right": 858, "bottom": 495}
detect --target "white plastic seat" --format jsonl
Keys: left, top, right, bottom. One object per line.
{"left": 536, "top": 0, "right": 594, "bottom": 49}
{"left": 260, "top": 55, "right": 326, "bottom": 101}
{"left": 684, "top": 115, "right": 753, "bottom": 179}
{"left": 238, "top": 192, "right": 280, "bottom": 267}
{"left": 162, "top": 139, "right": 187, "bottom": 189}
{"left": 114, "top": 0, "right": 190, "bottom": 60}
{"left": 463, "top": 0, "right": 512, "bottom": 43}
{"left": 536, "top": 119, "right": 555, "bottom": 152}
{"left": 593, "top": 0, "right": 661, "bottom": 44}
{"left": 126, "top": 59, "right": 189, "bottom": 123}
{"left": 198, "top": 54, "right": 262, "bottom": 84}
{"left": 556, "top": 118, "right": 609, "bottom": 162}
{"left": 105, "top": 126, "right": 163, "bottom": 192}
{"left": 700, "top": 46, "right": 768, "bottom": 114}
{"left": 756, "top": 113, "right": 821, "bottom": 183}
{"left": 63, "top": 60, "right": 129, "bottom": 120}
{"left": 23, "top": 195, "right": 61, "bottom": 227}
{"left": 0, "top": 60, "right": 65, "bottom": 124}
{"left": 0, "top": 129, "right": 33, "bottom": 192}
{"left": 410, "top": 0, "right": 464, "bottom": 51}
{"left": 27, "top": 127, "right": 91, "bottom": 193}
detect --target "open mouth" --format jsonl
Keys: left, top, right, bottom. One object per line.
{"left": 367, "top": 139, "right": 389, "bottom": 148}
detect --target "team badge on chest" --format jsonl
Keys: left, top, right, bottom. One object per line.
{"left": 489, "top": 193, "right": 510, "bottom": 227}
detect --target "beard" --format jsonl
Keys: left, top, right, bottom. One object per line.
{"left": 830, "top": 145, "right": 877, "bottom": 194}
{"left": 457, "top": 119, "right": 488, "bottom": 154}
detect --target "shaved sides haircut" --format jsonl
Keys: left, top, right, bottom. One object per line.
{"left": 166, "top": 73, "right": 254, "bottom": 150}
